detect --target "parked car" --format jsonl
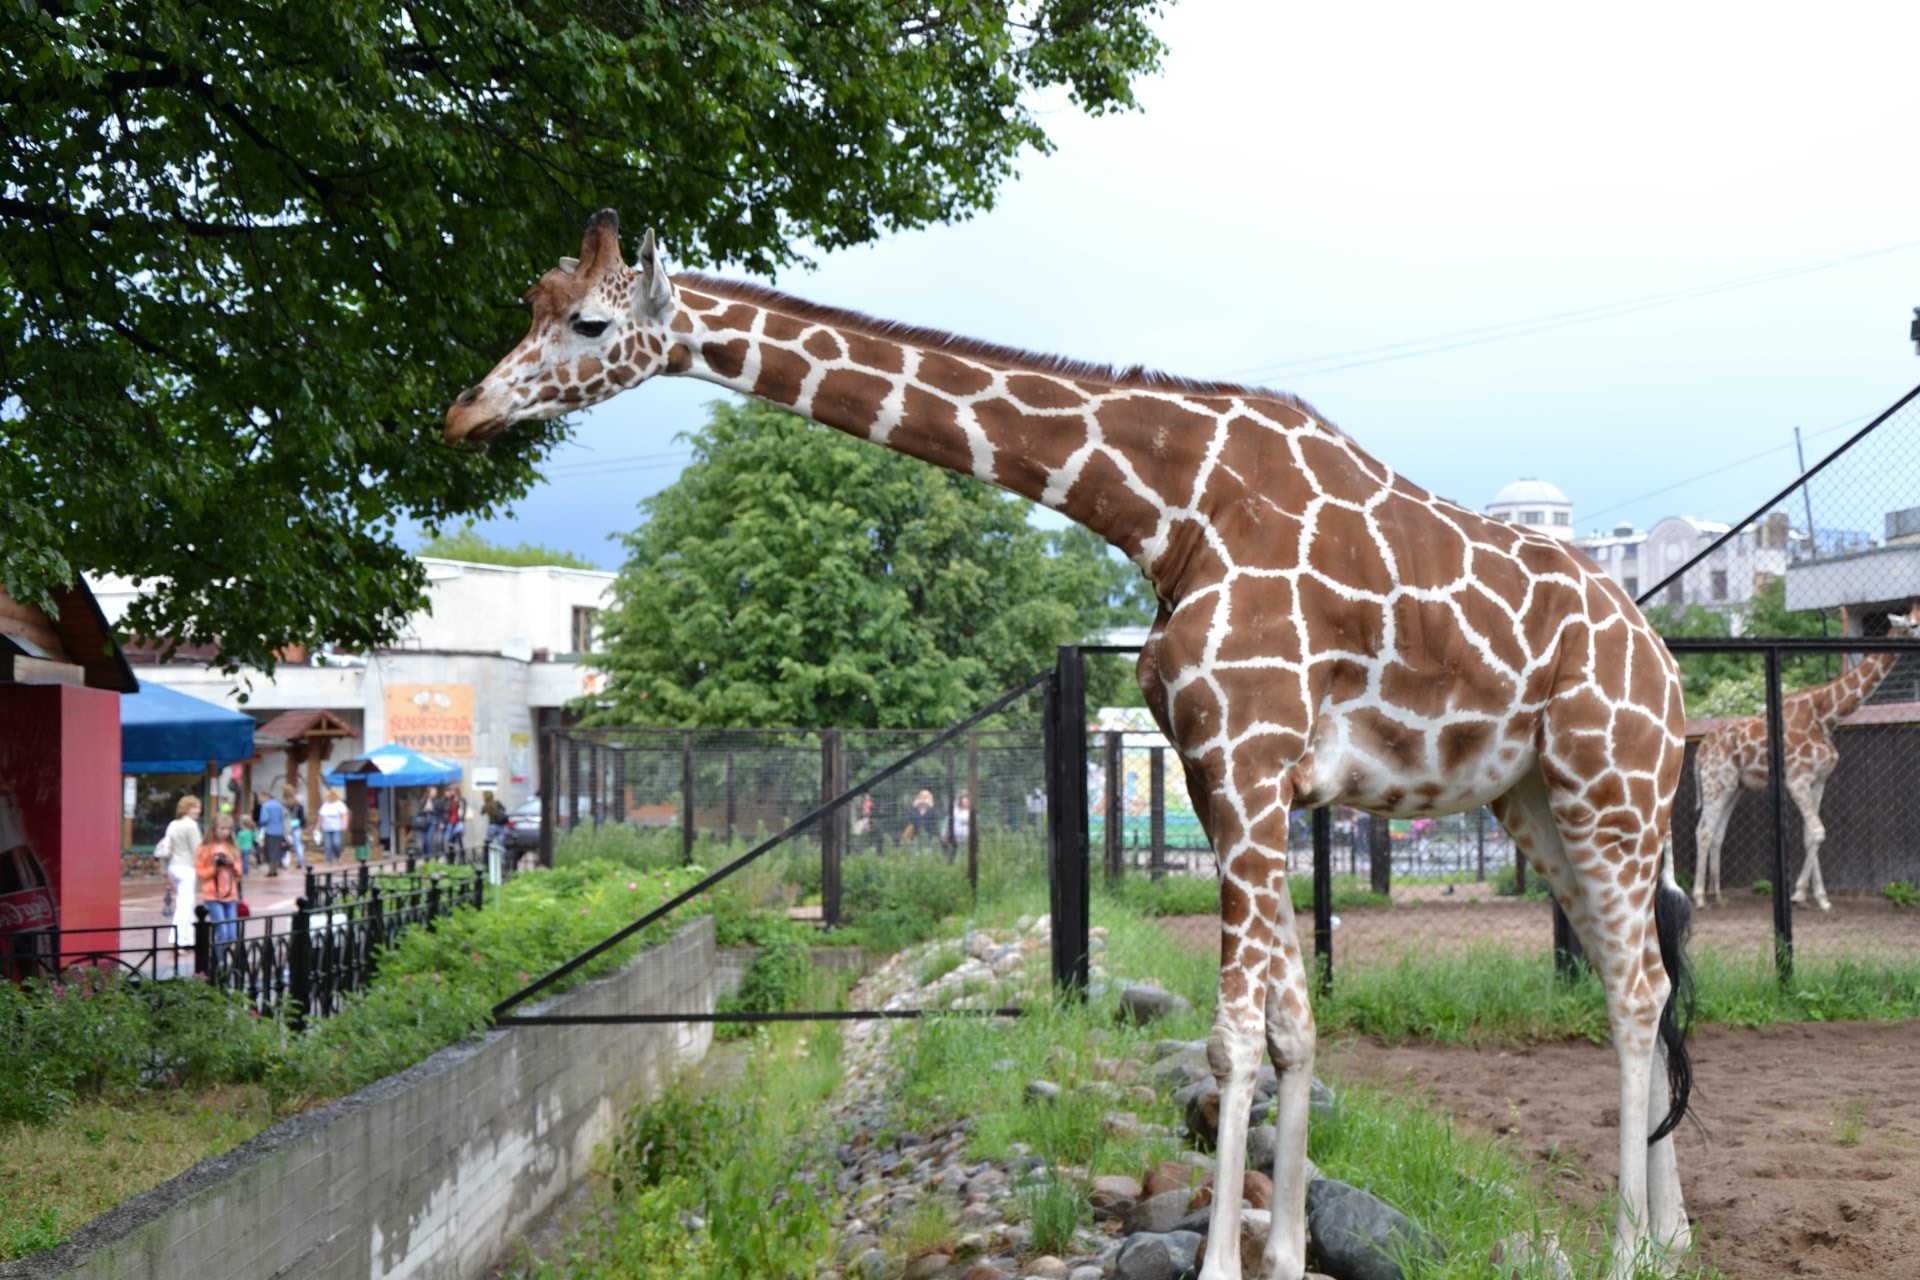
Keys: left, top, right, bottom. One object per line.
{"left": 503, "top": 798, "right": 543, "bottom": 854}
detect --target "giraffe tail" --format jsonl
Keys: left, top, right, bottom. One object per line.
{"left": 1649, "top": 877, "right": 1695, "bottom": 1144}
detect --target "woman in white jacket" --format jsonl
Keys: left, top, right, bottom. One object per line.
{"left": 163, "top": 795, "right": 202, "bottom": 947}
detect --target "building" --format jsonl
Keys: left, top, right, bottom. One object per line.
{"left": 1638, "top": 513, "right": 1801, "bottom": 615}
{"left": 1577, "top": 523, "right": 1649, "bottom": 599}
{"left": 1486, "top": 478, "right": 1574, "bottom": 541}
{"left": 90, "top": 558, "right": 615, "bottom": 821}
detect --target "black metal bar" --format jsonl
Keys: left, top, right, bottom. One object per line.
{"left": 724, "top": 748, "right": 736, "bottom": 846}
{"left": 1311, "top": 806, "right": 1332, "bottom": 997}
{"left": 1661, "top": 636, "right": 1920, "bottom": 653}
{"left": 493, "top": 669, "right": 1052, "bottom": 1019}
{"left": 1763, "top": 646, "right": 1795, "bottom": 982}
{"left": 1552, "top": 901, "right": 1584, "bottom": 980}
{"left": 1103, "top": 730, "right": 1124, "bottom": 884}
{"left": 192, "top": 904, "right": 210, "bottom": 976}
{"left": 290, "top": 899, "right": 311, "bottom": 1033}
{"left": 1047, "top": 645, "right": 1091, "bottom": 997}
{"left": 1636, "top": 380, "right": 1920, "bottom": 606}
{"left": 498, "top": 1006, "right": 1025, "bottom": 1026}
{"left": 1475, "top": 807, "right": 1486, "bottom": 881}
{"left": 821, "top": 728, "right": 843, "bottom": 929}
{"left": 538, "top": 730, "right": 556, "bottom": 868}
{"left": 1149, "top": 747, "right": 1166, "bottom": 881}
{"left": 680, "top": 730, "right": 696, "bottom": 862}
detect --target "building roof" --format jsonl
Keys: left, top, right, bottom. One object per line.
{"left": 255, "top": 708, "right": 356, "bottom": 747}
{"left": 0, "top": 577, "right": 137, "bottom": 692}
{"left": 1489, "top": 478, "right": 1570, "bottom": 507}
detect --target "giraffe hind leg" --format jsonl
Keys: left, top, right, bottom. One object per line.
{"left": 1788, "top": 773, "right": 1833, "bottom": 911}
{"left": 1258, "top": 901, "right": 1315, "bottom": 1280}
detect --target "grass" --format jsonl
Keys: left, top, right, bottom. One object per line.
{"left": 0, "top": 1086, "right": 275, "bottom": 1262}
{"left": 1832, "top": 1100, "right": 1866, "bottom": 1147}
{"left": 1109, "top": 871, "right": 1391, "bottom": 918}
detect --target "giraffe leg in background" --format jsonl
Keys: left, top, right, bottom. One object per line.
{"left": 1788, "top": 768, "right": 1833, "bottom": 910}
{"left": 1691, "top": 776, "right": 1736, "bottom": 907}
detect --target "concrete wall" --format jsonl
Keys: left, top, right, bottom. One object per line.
{"left": 4, "top": 917, "right": 715, "bottom": 1280}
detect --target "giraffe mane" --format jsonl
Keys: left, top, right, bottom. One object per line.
{"left": 672, "top": 272, "right": 1337, "bottom": 424}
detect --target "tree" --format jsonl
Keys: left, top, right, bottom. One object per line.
{"left": 417, "top": 524, "right": 599, "bottom": 571}
{"left": 0, "top": 1, "right": 1165, "bottom": 670}
{"left": 1645, "top": 576, "right": 1835, "bottom": 717}
{"left": 590, "top": 402, "right": 1153, "bottom": 728}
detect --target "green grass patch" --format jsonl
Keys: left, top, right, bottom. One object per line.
{"left": 1108, "top": 872, "right": 1390, "bottom": 918}
{"left": 512, "top": 1022, "right": 844, "bottom": 1280}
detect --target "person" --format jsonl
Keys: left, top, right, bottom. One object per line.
{"left": 283, "top": 787, "right": 307, "bottom": 871}
{"left": 419, "top": 785, "right": 442, "bottom": 859}
{"left": 257, "top": 788, "right": 287, "bottom": 879}
{"left": 235, "top": 814, "right": 258, "bottom": 877}
{"left": 196, "top": 814, "right": 242, "bottom": 946}
{"left": 161, "top": 795, "right": 202, "bottom": 947}
{"left": 902, "top": 789, "right": 938, "bottom": 846}
{"left": 483, "top": 790, "right": 508, "bottom": 853}
{"left": 318, "top": 788, "right": 349, "bottom": 865}
{"left": 443, "top": 789, "right": 465, "bottom": 858}
{"left": 950, "top": 793, "right": 972, "bottom": 851}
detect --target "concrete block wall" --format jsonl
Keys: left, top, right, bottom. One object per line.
{"left": 4, "top": 917, "right": 715, "bottom": 1280}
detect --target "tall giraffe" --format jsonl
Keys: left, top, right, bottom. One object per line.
{"left": 447, "top": 212, "right": 1697, "bottom": 1280}
{"left": 1691, "top": 603, "right": 1919, "bottom": 910}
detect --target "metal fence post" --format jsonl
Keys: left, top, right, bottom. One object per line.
{"left": 1311, "top": 806, "right": 1333, "bottom": 997}
{"left": 966, "top": 730, "right": 980, "bottom": 900}
{"left": 290, "top": 898, "right": 311, "bottom": 1034}
{"left": 821, "top": 728, "right": 843, "bottom": 929}
{"left": 724, "top": 746, "right": 736, "bottom": 846}
{"left": 1148, "top": 746, "right": 1166, "bottom": 881}
{"left": 1552, "top": 901, "right": 1585, "bottom": 980}
{"left": 428, "top": 873, "right": 443, "bottom": 927}
{"left": 1103, "top": 730, "right": 1124, "bottom": 884}
{"left": 538, "top": 730, "right": 556, "bottom": 868}
{"left": 192, "top": 904, "right": 211, "bottom": 977}
{"left": 1046, "top": 646, "right": 1091, "bottom": 997}
{"left": 681, "top": 730, "right": 696, "bottom": 862}
{"left": 612, "top": 744, "right": 628, "bottom": 824}
{"left": 1474, "top": 807, "right": 1486, "bottom": 881}
{"left": 1764, "top": 646, "right": 1795, "bottom": 982}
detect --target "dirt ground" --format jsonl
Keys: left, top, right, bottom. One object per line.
{"left": 1322, "top": 1022, "right": 1920, "bottom": 1279}
{"left": 1157, "top": 892, "right": 1920, "bottom": 968}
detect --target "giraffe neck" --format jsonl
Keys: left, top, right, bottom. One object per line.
{"left": 1804, "top": 651, "right": 1896, "bottom": 727}
{"left": 665, "top": 274, "right": 1318, "bottom": 581}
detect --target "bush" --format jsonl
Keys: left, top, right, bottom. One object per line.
{"left": 1492, "top": 862, "right": 1549, "bottom": 899}
{"left": 552, "top": 823, "right": 689, "bottom": 871}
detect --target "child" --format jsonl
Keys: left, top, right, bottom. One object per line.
{"left": 235, "top": 814, "right": 258, "bottom": 877}
{"left": 196, "top": 814, "right": 243, "bottom": 946}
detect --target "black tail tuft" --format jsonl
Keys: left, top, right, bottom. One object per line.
{"left": 1649, "top": 880, "right": 1695, "bottom": 1144}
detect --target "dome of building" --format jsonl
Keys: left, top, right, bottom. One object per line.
{"left": 1490, "top": 478, "right": 1570, "bottom": 507}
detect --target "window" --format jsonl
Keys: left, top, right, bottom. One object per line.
{"left": 1710, "top": 570, "right": 1728, "bottom": 601}
{"left": 1624, "top": 577, "right": 1639, "bottom": 597}
{"left": 570, "top": 607, "right": 600, "bottom": 654}
{"left": 1624, "top": 543, "right": 1637, "bottom": 561}
{"left": 1520, "top": 509, "right": 1544, "bottom": 524}
{"left": 1666, "top": 582, "right": 1683, "bottom": 605}
{"left": 1552, "top": 511, "right": 1570, "bottom": 526}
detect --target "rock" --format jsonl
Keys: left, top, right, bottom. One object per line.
{"left": 1149, "top": 1037, "right": 1201, "bottom": 1061}
{"left": 1126, "top": 1085, "right": 1159, "bottom": 1108}
{"left": 837, "top": 1233, "right": 879, "bottom": 1262}
{"left": 1150, "top": 1047, "right": 1213, "bottom": 1086}
{"left": 1091, "top": 1173, "right": 1143, "bottom": 1206}
{"left": 1103, "top": 1110, "right": 1146, "bottom": 1141}
{"left": 1112, "top": 1230, "right": 1204, "bottom": 1280}
{"left": 1305, "top": 1179, "right": 1446, "bottom": 1280}
{"left": 852, "top": 1248, "right": 889, "bottom": 1280}
{"left": 959, "top": 1266, "right": 1007, "bottom": 1280}
{"left": 1021, "top": 1257, "right": 1070, "bottom": 1279}
{"left": 1141, "top": 1159, "right": 1197, "bottom": 1199}
{"left": 1243, "top": 1170, "right": 1274, "bottom": 1210}
{"left": 1490, "top": 1230, "right": 1575, "bottom": 1279}
{"left": 990, "top": 1058, "right": 1017, "bottom": 1073}
{"left": 1122, "top": 1188, "right": 1194, "bottom": 1236}
{"left": 1181, "top": 1077, "right": 1221, "bottom": 1146}
{"left": 1026, "top": 1080, "right": 1062, "bottom": 1104}
{"left": 1117, "top": 983, "right": 1194, "bottom": 1027}
{"left": 1239, "top": 1207, "right": 1271, "bottom": 1259}
{"left": 1310, "top": 1078, "right": 1339, "bottom": 1118}
{"left": 992, "top": 952, "right": 1024, "bottom": 976}
{"left": 1253, "top": 1064, "right": 1279, "bottom": 1098}
{"left": 903, "top": 1254, "right": 951, "bottom": 1280}
{"left": 1068, "top": 1269, "right": 1105, "bottom": 1280}
{"left": 953, "top": 1231, "right": 990, "bottom": 1257}
{"left": 966, "top": 930, "right": 996, "bottom": 960}
{"left": 1246, "top": 1124, "right": 1277, "bottom": 1171}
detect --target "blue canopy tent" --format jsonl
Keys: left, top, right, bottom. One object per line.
{"left": 120, "top": 682, "right": 256, "bottom": 774}
{"left": 324, "top": 744, "right": 462, "bottom": 789}
{"left": 326, "top": 745, "right": 463, "bottom": 857}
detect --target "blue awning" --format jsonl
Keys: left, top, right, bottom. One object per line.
{"left": 325, "top": 743, "right": 462, "bottom": 789}
{"left": 120, "top": 682, "right": 256, "bottom": 774}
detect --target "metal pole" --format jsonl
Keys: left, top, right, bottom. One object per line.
{"left": 537, "top": 731, "right": 555, "bottom": 868}
{"left": 1046, "top": 646, "right": 1091, "bottom": 996}
{"left": 724, "top": 747, "right": 736, "bottom": 846}
{"left": 1764, "top": 646, "right": 1795, "bottom": 982}
{"left": 1311, "top": 807, "right": 1333, "bottom": 997}
{"left": 1475, "top": 807, "right": 1486, "bottom": 882}
{"left": 1552, "top": 901, "right": 1585, "bottom": 980}
{"left": 1148, "top": 746, "right": 1166, "bottom": 881}
{"left": 821, "top": 729, "right": 843, "bottom": 929}
{"left": 1103, "top": 730, "right": 1124, "bottom": 884}
{"left": 680, "top": 730, "right": 696, "bottom": 863}
{"left": 966, "top": 731, "right": 980, "bottom": 900}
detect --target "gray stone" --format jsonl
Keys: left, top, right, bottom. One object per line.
{"left": 1112, "top": 1230, "right": 1204, "bottom": 1280}
{"left": 852, "top": 1248, "right": 889, "bottom": 1280}
{"left": 1310, "top": 1077, "right": 1339, "bottom": 1118}
{"left": 1150, "top": 1047, "right": 1213, "bottom": 1087}
{"left": 1025, "top": 1079, "right": 1062, "bottom": 1104}
{"left": 1117, "top": 983, "right": 1194, "bottom": 1027}
{"left": 1068, "top": 1269, "right": 1105, "bottom": 1280}
{"left": 903, "top": 1254, "right": 952, "bottom": 1280}
{"left": 1305, "top": 1178, "right": 1445, "bottom": 1280}
{"left": 1246, "top": 1124, "right": 1277, "bottom": 1171}
{"left": 838, "top": 1233, "right": 880, "bottom": 1262}
{"left": 1122, "top": 1188, "right": 1194, "bottom": 1236}
{"left": 1489, "top": 1230, "right": 1575, "bottom": 1280}
{"left": 1021, "top": 1257, "right": 1071, "bottom": 1279}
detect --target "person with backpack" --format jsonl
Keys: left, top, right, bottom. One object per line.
{"left": 257, "top": 790, "right": 286, "bottom": 879}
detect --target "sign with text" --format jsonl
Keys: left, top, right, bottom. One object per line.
{"left": 385, "top": 684, "right": 474, "bottom": 757}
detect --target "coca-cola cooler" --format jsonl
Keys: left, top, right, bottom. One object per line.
{"left": 0, "top": 683, "right": 122, "bottom": 971}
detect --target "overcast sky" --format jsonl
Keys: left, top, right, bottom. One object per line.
{"left": 446, "top": 0, "right": 1920, "bottom": 569}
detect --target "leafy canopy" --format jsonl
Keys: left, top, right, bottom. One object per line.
{"left": 0, "top": 0, "right": 1164, "bottom": 670}
{"left": 417, "top": 524, "right": 599, "bottom": 571}
{"left": 1645, "top": 576, "right": 1837, "bottom": 717}
{"left": 591, "top": 401, "right": 1154, "bottom": 728}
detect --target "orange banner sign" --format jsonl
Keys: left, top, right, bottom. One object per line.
{"left": 385, "top": 684, "right": 473, "bottom": 757}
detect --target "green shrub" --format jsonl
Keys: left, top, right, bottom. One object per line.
{"left": 1492, "top": 862, "right": 1549, "bottom": 899}
{"left": 718, "top": 941, "right": 810, "bottom": 1021}
{"left": 1885, "top": 880, "right": 1919, "bottom": 908}
{"left": 552, "top": 823, "right": 690, "bottom": 871}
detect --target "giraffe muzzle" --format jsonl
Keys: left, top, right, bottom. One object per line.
{"left": 444, "top": 385, "right": 511, "bottom": 443}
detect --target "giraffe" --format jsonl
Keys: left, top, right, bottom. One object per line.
{"left": 1691, "top": 602, "right": 1920, "bottom": 911}
{"left": 446, "top": 211, "right": 1697, "bottom": 1280}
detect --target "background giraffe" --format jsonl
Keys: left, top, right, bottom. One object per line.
{"left": 1691, "top": 602, "right": 1920, "bottom": 910}
{"left": 446, "top": 212, "right": 1697, "bottom": 1280}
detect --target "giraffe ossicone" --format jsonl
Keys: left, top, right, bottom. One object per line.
{"left": 448, "top": 211, "right": 1699, "bottom": 1280}
{"left": 1691, "top": 602, "right": 1920, "bottom": 912}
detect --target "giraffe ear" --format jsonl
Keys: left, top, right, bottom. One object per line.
{"left": 635, "top": 228, "right": 673, "bottom": 318}
{"left": 557, "top": 256, "right": 579, "bottom": 274}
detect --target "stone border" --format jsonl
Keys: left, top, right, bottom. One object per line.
{"left": 2, "top": 917, "right": 715, "bottom": 1280}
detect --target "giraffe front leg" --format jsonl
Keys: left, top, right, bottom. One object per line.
{"left": 1788, "top": 776, "right": 1832, "bottom": 911}
{"left": 1259, "top": 919, "right": 1314, "bottom": 1280}
{"left": 1690, "top": 789, "right": 1734, "bottom": 909}
{"left": 1646, "top": 1035, "right": 1691, "bottom": 1264}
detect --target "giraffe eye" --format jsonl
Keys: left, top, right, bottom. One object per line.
{"left": 571, "top": 317, "right": 610, "bottom": 339}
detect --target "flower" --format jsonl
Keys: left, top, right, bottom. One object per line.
{"left": 628, "top": 882, "right": 638, "bottom": 891}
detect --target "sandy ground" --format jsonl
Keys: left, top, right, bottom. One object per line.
{"left": 1322, "top": 1022, "right": 1920, "bottom": 1280}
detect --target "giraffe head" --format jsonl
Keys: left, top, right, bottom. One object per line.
{"left": 1889, "top": 602, "right": 1920, "bottom": 635}
{"left": 445, "top": 210, "right": 678, "bottom": 442}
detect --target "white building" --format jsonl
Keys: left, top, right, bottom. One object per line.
{"left": 1577, "top": 523, "right": 1649, "bottom": 600}
{"left": 1487, "top": 478, "right": 1574, "bottom": 541}
{"left": 1637, "top": 513, "right": 1800, "bottom": 615}
{"left": 91, "top": 558, "right": 615, "bottom": 818}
